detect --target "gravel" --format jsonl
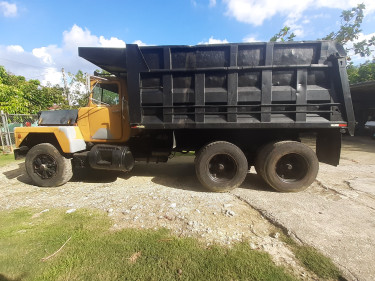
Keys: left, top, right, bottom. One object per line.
{"left": 0, "top": 156, "right": 318, "bottom": 279}
{"left": 3, "top": 136, "right": 374, "bottom": 280}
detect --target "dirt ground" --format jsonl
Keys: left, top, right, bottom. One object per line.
{"left": 1, "top": 136, "right": 375, "bottom": 280}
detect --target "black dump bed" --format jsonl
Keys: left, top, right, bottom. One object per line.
{"left": 79, "top": 41, "right": 355, "bottom": 135}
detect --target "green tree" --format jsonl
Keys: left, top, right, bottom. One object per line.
{"left": 270, "top": 4, "right": 375, "bottom": 83}
{"left": 271, "top": 4, "right": 374, "bottom": 60}
{"left": 0, "top": 66, "right": 30, "bottom": 113}
{"left": 322, "top": 3, "right": 375, "bottom": 59}
{"left": 324, "top": 3, "right": 375, "bottom": 84}
{"left": 67, "top": 70, "right": 89, "bottom": 107}
{"left": 42, "top": 83, "right": 68, "bottom": 109}
{"left": 347, "top": 59, "right": 375, "bottom": 84}
{"left": 270, "top": 26, "right": 296, "bottom": 42}
{"left": 0, "top": 65, "right": 68, "bottom": 114}
{"left": 0, "top": 83, "right": 30, "bottom": 114}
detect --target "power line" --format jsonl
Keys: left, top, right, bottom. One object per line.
{"left": 0, "top": 57, "right": 64, "bottom": 82}
{"left": 0, "top": 57, "right": 88, "bottom": 85}
{"left": 0, "top": 57, "right": 57, "bottom": 70}
{"left": 28, "top": 74, "right": 59, "bottom": 80}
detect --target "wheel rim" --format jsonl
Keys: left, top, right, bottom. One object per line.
{"left": 275, "top": 153, "right": 308, "bottom": 182}
{"left": 208, "top": 154, "right": 237, "bottom": 183}
{"left": 32, "top": 154, "right": 58, "bottom": 180}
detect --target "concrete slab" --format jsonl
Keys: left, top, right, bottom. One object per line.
{"left": 232, "top": 136, "right": 375, "bottom": 281}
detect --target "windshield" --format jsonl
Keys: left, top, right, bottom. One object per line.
{"left": 92, "top": 83, "right": 119, "bottom": 106}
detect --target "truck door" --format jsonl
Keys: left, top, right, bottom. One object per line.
{"left": 88, "top": 81, "right": 122, "bottom": 140}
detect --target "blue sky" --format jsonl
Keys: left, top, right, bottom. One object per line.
{"left": 0, "top": 0, "right": 374, "bottom": 85}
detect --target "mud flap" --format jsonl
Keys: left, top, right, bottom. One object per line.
{"left": 316, "top": 129, "right": 341, "bottom": 166}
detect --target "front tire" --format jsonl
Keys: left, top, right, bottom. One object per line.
{"left": 195, "top": 141, "right": 248, "bottom": 192}
{"left": 25, "top": 143, "right": 73, "bottom": 187}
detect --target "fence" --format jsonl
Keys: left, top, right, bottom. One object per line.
{"left": 0, "top": 111, "right": 38, "bottom": 153}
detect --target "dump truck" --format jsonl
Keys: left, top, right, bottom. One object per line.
{"left": 14, "top": 41, "right": 355, "bottom": 192}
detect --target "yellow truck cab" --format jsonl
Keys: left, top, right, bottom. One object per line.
{"left": 77, "top": 76, "right": 131, "bottom": 143}
{"left": 15, "top": 74, "right": 134, "bottom": 187}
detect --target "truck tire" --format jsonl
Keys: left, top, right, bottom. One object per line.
{"left": 25, "top": 143, "right": 73, "bottom": 187}
{"left": 257, "top": 141, "right": 318, "bottom": 192}
{"left": 254, "top": 142, "right": 276, "bottom": 183}
{"left": 195, "top": 141, "right": 248, "bottom": 192}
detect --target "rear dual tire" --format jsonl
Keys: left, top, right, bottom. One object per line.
{"left": 255, "top": 141, "right": 319, "bottom": 192}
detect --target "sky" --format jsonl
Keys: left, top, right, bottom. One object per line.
{"left": 0, "top": 0, "right": 375, "bottom": 86}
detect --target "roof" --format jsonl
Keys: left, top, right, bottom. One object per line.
{"left": 350, "top": 80, "right": 375, "bottom": 102}
{"left": 350, "top": 80, "right": 375, "bottom": 93}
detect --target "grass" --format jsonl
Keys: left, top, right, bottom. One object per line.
{"left": 281, "top": 235, "right": 343, "bottom": 280}
{"left": 0, "top": 208, "right": 297, "bottom": 281}
{"left": 0, "top": 153, "right": 16, "bottom": 167}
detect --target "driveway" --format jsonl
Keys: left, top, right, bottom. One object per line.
{"left": 1, "top": 136, "right": 374, "bottom": 280}
{"left": 233, "top": 136, "right": 375, "bottom": 280}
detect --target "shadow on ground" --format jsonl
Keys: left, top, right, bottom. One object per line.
{"left": 2, "top": 157, "right": 274, "bottom": 193}
{"left": 2, "top": 163, "right": 119, "bottom": 187}
{"left": 119, "top": 157, "right": 274, "bottom": 193}
{"left": 0, "top": 273, "right": 23, "bottom": 281}
{"left": 71, "top": 168, "right": 119, "bottom": 184}
{"left": 2, "top": 163, "right": 33, "bottom": 185}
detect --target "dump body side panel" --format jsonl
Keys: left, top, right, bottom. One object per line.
{"left": 112, "top": 42, "right": 353, "bottom": 134}
{"left": 77, "top": 41, "right": 356, "bottom": 169}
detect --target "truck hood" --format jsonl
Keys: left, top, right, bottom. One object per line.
{"left": 38, "top": 110, "right": 78, "bottom": 126}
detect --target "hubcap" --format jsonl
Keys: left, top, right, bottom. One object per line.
{"left": 208, "top": 154, "right": 237, "bottom": 183}
{"left": 33, "top": 154, "right": 57, "bottom": 180}
{"left": 275, "top": 153, "right": 308, "bottom": 182}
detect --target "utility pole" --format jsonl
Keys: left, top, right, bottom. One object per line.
{"left": 62, "top": 68, "right": 69, "bottom": 106}
{"left": 85, "top": 72, "right": 90, "bottom": 95}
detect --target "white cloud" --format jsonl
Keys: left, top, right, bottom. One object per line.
{"left": 0, "top": 25, "right": 127, "bottom": 86}
{"left": 100, "top": 36, "right": 126, "bottom": 47}
{"left": 283, "top": 17, "right": 305, "bottom": 38}
{"left": 224, "top": 0, "right": 303, "bottom": 26}
{"left": 209, "top": 0, "right": 217, "bottom": 8}
{"left": 242, "top": 35, "right": 261, "bottom": 42}
{"left": 316, "top": 0, "right": 375, "bottom": 15}
{"left": 63, "top": 24, "right": 101, "bottom": 52}
{"left": 302, "top": 19, "right": 310, "bottom": 24}
{"left": 42, "top": 67, "right": 63, "bottom": 85}
{"left": 132, "top": 40, "right": 148, "bottom": 46}
{"left": 223, "top": 0, "right": 375, "bottom": 26}
{"left": 32, "top": 47, "right": 55, "bottom": 64}
{"left": 6, "top": 45, "right": 24, "bottom": 53}
{"left": 0, "top": 1, "right": 17, "bottom": 17}
{"left": 199, "top": 36, "right": 229, "bottom": 44}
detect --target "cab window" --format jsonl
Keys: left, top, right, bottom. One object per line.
{"left": 92, "top": 83, "right": 119, "bottom": 106}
